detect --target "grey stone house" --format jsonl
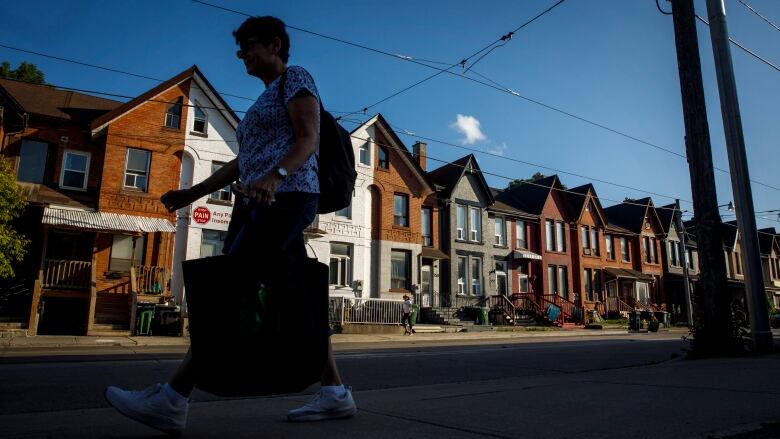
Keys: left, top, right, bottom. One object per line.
{"left": 657, "top": 204, "right": 700, "bottom": 323}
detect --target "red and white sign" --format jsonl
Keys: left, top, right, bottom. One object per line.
{"left": 193, "top": 206, "right": 211, "bottom": 224}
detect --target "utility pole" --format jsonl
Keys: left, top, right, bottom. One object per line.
{"left": 675, "top": 199, "right": 694, "bottom": 327}
{"left": 670, "top": 0, "right": 734, "bottom": 354}
{"left": 704, "top": 0, "right": 772, "bottom": 352}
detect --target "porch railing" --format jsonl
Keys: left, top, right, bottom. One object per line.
{"left": 454, "top": 295, "right": 484, "bottom": 309}
{"left": 131, "top": 266, "right": 169, "bottom": 295}
{"left": 541, "top": 294, "right": 585, "bottom": 325}
{"left": 606, "top": 297, "right": 633, "bottom": 314}
{"left": 42, "top": 259, "right": 92, "bottom": 290}
{"left": 487, "top": 295, "right": 518, "bottom": 324}
{"left": 329, "top": 297, "right": 405, "bottom": 325}
{"left": 510, "top": 293, "right": 542, "bottom": 314}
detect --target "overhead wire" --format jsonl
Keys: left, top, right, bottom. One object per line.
{"left": 735, "top": 0, "right": 780, "bottom": 33}
{"left": 694, "top": 14, "right": 780, "bottom": 74}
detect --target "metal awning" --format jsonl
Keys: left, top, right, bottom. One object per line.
{"left": 513, "top": 250, "right": 542, "bottom": 260}
{"left": 604, "top": 267, "right": 654, "bottom": 281}
{"left": 43, "top": 207, "right": 175, "bottom": 233}
{"left": 421, "top": 247, "right": 449, "bottom": 260}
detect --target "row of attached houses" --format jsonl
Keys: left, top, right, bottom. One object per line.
{"left": 2, "top": 69, "right": 779, "bottom": 335}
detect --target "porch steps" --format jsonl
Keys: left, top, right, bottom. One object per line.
{"left": 461, "top": 324, "right": 495, "bottom": 332}
{"left": 411, "top": 324, "right": 446, "bottom": 333}
{"left": 515, "top": 314, "right": 537, "bottom": 327}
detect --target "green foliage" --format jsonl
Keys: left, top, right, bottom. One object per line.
{"left": 506, "top": 172, "right": 568, "bottom": 190}
{"left": 0, "top": 159, "right": 29, "bottom": 279}
{"left": 0, "top": 61, "right": 46, "bottom": 85}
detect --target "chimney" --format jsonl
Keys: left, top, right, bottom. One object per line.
{"left": 412, "top": 141, "right": 427, "bottom": 171}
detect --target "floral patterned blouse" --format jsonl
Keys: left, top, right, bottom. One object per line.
{"left": 236, "top": 65, "right": 320, "bottom": 193}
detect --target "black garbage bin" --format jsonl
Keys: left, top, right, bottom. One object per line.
{"left": 153, "top": 305, "right": 182, "bottom": 336}
{"left": 628, "top": 311, "right": 641, "bottom": 331}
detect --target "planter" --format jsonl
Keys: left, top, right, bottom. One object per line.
{"left": 648, "top": 321, "right": 660, "bottom": 332}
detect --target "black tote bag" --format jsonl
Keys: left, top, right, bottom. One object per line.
{"left": 183, "top": 254, "right": 329, "bottom": 397}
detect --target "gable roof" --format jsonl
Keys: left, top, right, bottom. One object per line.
{"left": 563, "top": 183, "right": 608, "bottom": 226}
{"left": 489, "top": 187, "right": 536, "bottom": 218}
{"left": 722, "top": 220, "right": 739, "bottom": 249}
{"left": 427, "top": 154, "right": 494, "bottom": 204}
{"left": 0, "top": 77, "right": 121, "bottom": 124}
{"left": 657, "top": 203, "right": 679, "bottom": 234}
{"left": 758, "top": 227, "right": 778, "bottom": 256}
{"left": 353, "top": 113, "right": 434, "bottom": 195}
{"left": 90, "top": 65, "right": 240, "bottom": 135}
{"left": 499, "top": 174, "right": 562, "bottom": 216}
{"left": 603, "top": 197, "right": 663, "bottom": 234}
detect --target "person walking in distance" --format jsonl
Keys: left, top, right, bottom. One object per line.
{"left": 103, "top": 16, "right": 356, "bottom": 436}
{"left": 402, "top": 294, "right": 414, "bottom": 335}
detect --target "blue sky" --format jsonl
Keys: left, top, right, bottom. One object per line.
{"left": 1, "top": 0, "right": 778, "bottom": 228}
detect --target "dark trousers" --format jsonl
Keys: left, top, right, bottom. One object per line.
{"left": 401, "top": 313, "right": 413, "bottom": 331}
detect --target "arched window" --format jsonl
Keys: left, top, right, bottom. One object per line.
{"left": 165, "top": 97, "right": 183, "bottom": 129}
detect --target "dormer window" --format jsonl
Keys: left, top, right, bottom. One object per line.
{"left": 377, "top": 146, "right": 389, "bottom": 169}
{"left": 165, "top": 97, "right": 183, "bottom": 129}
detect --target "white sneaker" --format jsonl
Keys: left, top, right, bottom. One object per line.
{"left": 105, "top": 383, "right": 188, "bottom": 436}
{"left": 287, "top": 387, "right": 357, "bottom": 422}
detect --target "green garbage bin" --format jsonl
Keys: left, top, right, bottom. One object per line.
{"left": 136, "top": 303, "right": 155, "bottom": 336}
{"left": 478, "top": 307, "right": 490, "bottom": 325}
{"left": 411, "top": 304, "right": 419, "bottom": 324}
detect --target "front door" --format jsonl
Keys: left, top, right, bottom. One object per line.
{"left": 636, "top": 281, "right": 649, "bottom": 304}
{"left": 421, "top": 265, "right": 432, "bottom": 308}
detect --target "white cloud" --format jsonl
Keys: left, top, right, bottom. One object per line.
{"left": 485, "top": 143, "right": 508, "bottom": 156}
{"left": 449, "top": 114, "right": 486, "bottom": 145}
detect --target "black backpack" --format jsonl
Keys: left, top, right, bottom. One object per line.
{"left": 279, "top": 71, "right": 356, "bottom": 214}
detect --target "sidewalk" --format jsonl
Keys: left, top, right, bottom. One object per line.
{"left": 0, "top": 326, "right": 689, "bottom": 350}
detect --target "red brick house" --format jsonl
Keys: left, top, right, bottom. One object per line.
{"left": 0, "top": 66, "right": 219, "bottom": 335}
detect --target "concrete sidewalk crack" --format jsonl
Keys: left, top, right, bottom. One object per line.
{"left": 358, "top": 406, "right": 520, "bottom": 439}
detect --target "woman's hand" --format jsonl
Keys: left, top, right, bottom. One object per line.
{"left": 161, "top": 187, "right": 201, "bottom": 212}
{"left": 245, "top": 172, "right": 283, "bottom": 206}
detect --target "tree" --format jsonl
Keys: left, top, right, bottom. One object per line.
{"left": 0, "top": 159, "right": 29, "bottom": 279}
{"left": 506, "top": 172, "right": 568, "bottom": 190}
{"left": 0, "top": 61, "right": 46, "bottom": 85}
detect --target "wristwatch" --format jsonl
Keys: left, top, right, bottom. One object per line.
{"left": 274, "top": 166, "right": 288, "bottom": 179}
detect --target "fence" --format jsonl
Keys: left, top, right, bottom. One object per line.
{"left": 42, "top": 260, "right": 92, "bottom": 290}
{"left": 329, "top": 296, "right": 406, "bottom": 325}
{"left": 131, "top": 266, "right": 169, "bottom": 295}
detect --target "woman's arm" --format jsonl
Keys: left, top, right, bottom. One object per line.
{"left": 161, "top": 159, "right": 239, "bottom": 212}
{"left": 245, "top": 94, "right": 319, "bottom": 205}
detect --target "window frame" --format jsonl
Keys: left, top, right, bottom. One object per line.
{"left": 545, "top": 219, "right": 554, "bottom": 252}
{"left": 547, "top": 265, "right": 557, "bottom": 295}
{"left": 421, "top": 207, "right": 432, "bottom": 247}
{"left": 329, "top": 243, "right": 353, "bottom": 287}
{"left": 192, "top": 102, "right": 207, "bottom": 134}
{"left": 470, "top": 257, "right": 482, "bottom": 296}
{"left": 516, "top": 220, "right": 527, "bottom": 249}
{"left": 390, "top": 249, "right": 411, "bottom": 290}
{"left": 456, "top": 205, "right": 466, "bottom": 240}
{"left": 495, "top": 261, "right": 508, "bottom": 296}
{"left": 200, "top": 229, "right": 228, "bottom": 258}
{"left": 494, "top": 216, "right": 506, "bottom": 246}
{"left": 358, "top": 140, "right": 371, "bottom": 166}
{"left": 123, "top": 148, "right": 151, "bottom": 192}
{"left": 164, "top": 97, "right": 183, "bottom": 129}
{"left": 59, "top": 149, "right": 91, "bottom": 191}
{"left": 555, "top": 221, "right": 566, "bottom": 252}
{"left": 377, "top": 146, "right": 389, "bottom": 170}
{"left": 457, "top": 256, "right": 467, "bottom": 294}
{"left": 393, "top": 193, "right": 409, "bottom": 227}
{"left": 584, "top": 268, "right": 593, "bottom": 301}
{"left": 518, "top": 263, "right": 529, "bottom": 293}
{"left": 16, "top": 139, "right": 49, "bottom": 184}
{"left": 590, "top": 229, "right": 600, "bottom": 256}
{"left": 620, "top": 237, "right": 629, "bottom": 262}
{"left": 469, "top": 207, "right": 481, "bottom": 242}
{"left": 108, "top": 234, "right": 146, "bottom": 273}
{"left": 208, "top": 161, "right": 232, "bottom": 202}
{"left": 582, "top": 226, "right": 590, "bottom": 255}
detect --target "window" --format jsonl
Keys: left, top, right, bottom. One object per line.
{"left": 584, "top": 268, "right": 593, "bottom": 301}
{"left": 582, "top": 226, "right": 590, "bottom": 255}
{"left": 391, "top": 250, "right": 411, "bottom": 290}
{"left": 558, "top": 266, "right": 568, "bottom": 297}
{"left": 518, "top": 264, "right": 529, "bottom": 293}
{"left": 17, "top": 139, "right": 48, "bottom": 183}
{"left": 735, "top": 252, "right": 743, "bottom": 275}
{"left": 555, "top": 221, "right": 566, "bottom": 252}
{"left": 470, "top": 257, "right": 482, "bottom": 295}
{"left": 193, "top": 104, "right": 207, "bottom": 133}
{"left": 377, "top": 146, "right": 389, "bottom": 169}
{"left": 650, "top": 238, "right": 657, "bottom": 263}
{"left": 470, "top": 207, "right": 481, "bottom": 242}
{"left": 687, "top": 248, "right": 694, "bottom": 269}
{"left": 621, "top": 237, "right": 629, "bottom": 262}
{"left": 124, "top": 148, "right": 151, "bottom": 191}
{"left": 359, "top": 141, "right": 370, "bottom": 166}
{"left": 494, "top": 217, "right": 506, "bottom": 246}
{"left": 334, "top": 202, "right": 351, "bottom": 219}
{"left": 591, "top": 229, "right": 599, "bottom": 256}
{"left": 165, "top": 97, "right": 182, "bottom": 129}
{"left": 457, "top": 256, "right": 467, "bottom": 294}
{"left": 109, "top": 234, "right": 145, "bottom": 272}
{"left": 329, "top": 243, "right": 352, "bottom": 286}
{"left": 209, "top": 161, "right": 231, "bottom": 202}
{"left": 393, "top": 193, "right": 409, "bottom": 227}
{"left": 456, "top": 205, "right": 466, "bottom": 240}
{"left": 516, "top": 220, "right": 527, "bottom": 249}
{"left": 495, "top": 261, "right": 507, "bottom": 296}
{"left": 670, "top": 242, "right": 680, "bottom": 267}
{"left": 605, "top": 235, "right": 614, "bottom": 259}
{"left": 200, "top": 230, "right": 227, "bottom": 257}
{"left": 421, "top": 207, "right": 432, "bottom": 246}
{"left": 547, "top": 265, "right": 557, "bottom": 295}
{"left": 643, "top": 236, "right": 651, "bottom": 263}
{"left": 593, "top": 270, "right": 602, "bottom": 301}
{"left": 59, "top": 150, "right": 90, "bottom": 190}
{"left": 546, "top": 220, "right": 554, "bottom": 252}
